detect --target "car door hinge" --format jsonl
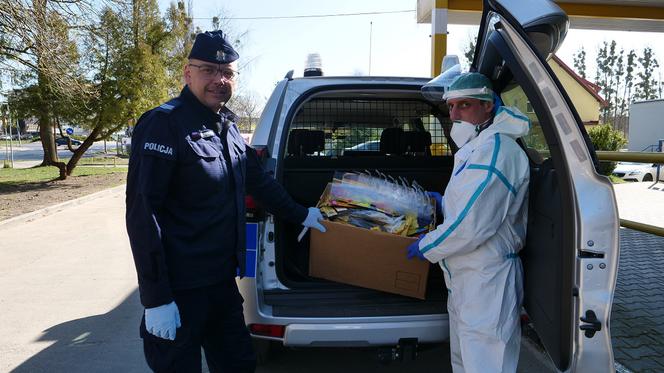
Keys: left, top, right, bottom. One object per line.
{"left": 580, "top": 310, "right": 602, "bottom": 338}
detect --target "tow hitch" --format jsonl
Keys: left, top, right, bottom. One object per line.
{"left": 377, "top": 338, "right": 418, "bottom": 364}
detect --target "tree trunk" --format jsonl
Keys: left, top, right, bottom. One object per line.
{"left": 37, "top": 109, "right": 59, "bottom": 167}
{"left": 34, "top": 0, "right": 61, "bottom": 174}
{"left": 66, "top": 126, "right": 103, "bottom": 176}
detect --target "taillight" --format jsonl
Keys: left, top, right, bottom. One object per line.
{"left": 248, "top": 323, "right": 285, "bottom": 338}
{"left": 245, "top": 195, "right": 256, "bottom": 210}
{"left": 254, "top": 145, "right": 269, "bottom": 159}
{"left": 245, "top": 145, "right": 269, "bottom": 220}
{"left": 245, "top": 194, "right": 263, "bottom": 220}
{"left": 244, "top": 194, "right": 265, "bottom": 222}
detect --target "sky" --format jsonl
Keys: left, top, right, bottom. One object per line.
{"left": 160, "top": 1, "right": 663, "bottom": 104}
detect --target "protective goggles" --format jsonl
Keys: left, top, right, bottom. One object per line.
{"left": 442, "top": 87, "right": 494, "bottom": 102}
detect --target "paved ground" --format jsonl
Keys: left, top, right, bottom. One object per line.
{"left": 612, "top": 229, "right": 664, "bottom": 372}
{"left": 611, "top": 181, "right": 664, "bottom": 373}
{"left": 613, "top": 181, "right": 664, "bottom": 228}
{"left": 0, "top": 189, "right": 145, "bottom": 372}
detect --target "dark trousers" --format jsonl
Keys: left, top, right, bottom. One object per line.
{"left": 140, "top": 280, "right": 256, "bottom": 372}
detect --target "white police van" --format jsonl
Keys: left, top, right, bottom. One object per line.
{"left": 238, "top": 0, "right": 619, "bottom": 371}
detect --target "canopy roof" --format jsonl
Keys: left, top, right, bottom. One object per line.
{"left": 417, "top": 0, "right": 664, "bottom": 32}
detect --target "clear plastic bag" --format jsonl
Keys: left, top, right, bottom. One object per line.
{"left": 322, "top": 171, "right": 434, "bottom": 235}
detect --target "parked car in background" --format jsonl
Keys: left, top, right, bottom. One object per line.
{"left": 612, "top": 161, "right": 660, "bottom": 182}
{"left": 55, "top": 137, "right": 82, "bottom": 146}
{"left": 340, "top": 140, "right": 381, "bottom": 156}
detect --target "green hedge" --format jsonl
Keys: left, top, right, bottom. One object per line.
{"left": 587, "top": 125, "right": 627, "bottom": 176}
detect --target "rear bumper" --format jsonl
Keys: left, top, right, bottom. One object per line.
{"left": 279, "top": 319, "right": 449, "bottom": 346}
{"left": 239, "top": 278, "right": 449, "bottom": 347}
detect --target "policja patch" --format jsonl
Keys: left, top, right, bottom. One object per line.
{"left": 143, "top": 142, "right": 174, "bottom": 156}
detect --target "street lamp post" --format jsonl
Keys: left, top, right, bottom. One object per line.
{"left": 0, "top": 102, "right": 14, "bottom": 168}
{"left": 7, "top": 110, "right": 14, "bottom": 168}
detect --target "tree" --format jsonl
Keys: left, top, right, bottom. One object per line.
{"left": 163, "top": 1, "right": 195, "bottom": 97}
{"left": 3, "top": 1, "right": 253, "bottom": 178}
{"left": 67, "top": 6, "right": 139, "bottom": 172}
{"left": 573, "top": 46, "right": 587, "bottom": 79}
{"left": 569, "top": 42, "right": 661, "bottom": 135}
{"left": 61, "top": 0, "right": 174, "bottom": 178}
{"left": 0, "top": 0, "right": 93, "bottom": 177}
{"left": 634, "top": 47, "right": 660, "bottom": 101}
{"left": 462, "top": 35, "right": 477, "bottom": 69}
{"left": 594, "top": 41, "right": 620, "bottom": 126}
{"left": 228, "top": 91, "right": 261, "bottom": 133}
{"left": 612, "top": 48, "right": 625, "bottom": 130}
{"left": 619, "top": 49, "right": 638, "bottom": 134}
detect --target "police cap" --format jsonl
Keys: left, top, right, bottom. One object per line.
{"left": 188, "top": 30, "right": 239, "bottom": 64}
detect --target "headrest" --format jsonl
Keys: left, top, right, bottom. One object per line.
{"left": 402, "top": 131, "right": 432, "bottom": 154}
{"left": 380, "top": 128, "right": 404, "bottom": 155}
{"left": 287, "top": 129, "right": 325, "bottom": 156}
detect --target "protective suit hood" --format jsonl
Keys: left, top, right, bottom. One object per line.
{"left": 479, "top": 106, "right": 530, "bottom": 142}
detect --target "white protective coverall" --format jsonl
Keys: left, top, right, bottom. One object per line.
{"left": 418, "top": 106, "right": 530, "bottom": 373}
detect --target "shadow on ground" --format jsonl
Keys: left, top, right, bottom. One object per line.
{"left": 11, "top": 289, "right": 148, "bottom": 373}
{"left": 0, "top": 180, "right": 84, "bottom": 196}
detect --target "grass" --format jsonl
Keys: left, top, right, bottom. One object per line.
{"left": 0, "top": 165, "right": 127, "bottom": 184}
{"left": 1, "top": 139, "right": 34, "bottom": 147}
{"left": 72, "top": 156, "right": 129, "bottom": 166}
{"left": 609, "top": 175, "right": 625, "bottom": 184}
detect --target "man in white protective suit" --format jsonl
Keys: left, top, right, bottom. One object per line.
{"left": 407, "top": 71, "right": 531, "bottom": 373}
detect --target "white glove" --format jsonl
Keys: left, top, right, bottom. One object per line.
{"left": 145, "top": 301, "right": 181, "bottom": 340}
{"left": 303, "top": 207, "right": 326, "bottom": 233}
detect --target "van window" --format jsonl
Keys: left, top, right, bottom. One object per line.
{"left": 286, "top": 98, "right": 452, "bottom": 157}
{"left": 501, "top": 84, "right": 549, "bottom": 164}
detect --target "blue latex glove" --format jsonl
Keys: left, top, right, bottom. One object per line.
{"left": 427, "top": 191, "right": 444, "bottom": 216}
{"left": 303, "top": 207, "right": 326, "bottom": 233}
{"left": 145, "top": 301, "right": 181, "bottom": 340}
{"left": 407, "top": 236, "right": 427, "bottom": 261}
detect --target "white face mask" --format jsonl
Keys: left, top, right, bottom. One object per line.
{"left": 450, "top": 120, "right": 478, "bottom": 148}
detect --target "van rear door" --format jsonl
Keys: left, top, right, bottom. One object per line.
{"left": 472, "top": 1, "right": 620, "bottom": 371}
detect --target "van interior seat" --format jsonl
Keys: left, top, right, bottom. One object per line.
{"left": 402, "top": 131, "right": 432, "bottom": 155}
{"left": 379, "top": 128, "right": 432, "bottom": 156}
{"left": 380, "top": 127, "right": 404, "bottom": 155}
{"left": 287, "top": 129, "right": 325, "bottom": 156}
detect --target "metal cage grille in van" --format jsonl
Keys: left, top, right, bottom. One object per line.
{"left": 285, "top": 98, "right": 452, "bottom": 157}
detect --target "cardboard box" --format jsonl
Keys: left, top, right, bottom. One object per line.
{"left": 309, "top": 220, "right": 430, "bottom": 299}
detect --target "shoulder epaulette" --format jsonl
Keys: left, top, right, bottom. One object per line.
{"left": 154, "top": 98, "right": 182, "bottom": 113}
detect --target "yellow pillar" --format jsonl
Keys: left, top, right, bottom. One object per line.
{"left": 431, "top": 0, "right": 449, "bottom": 77}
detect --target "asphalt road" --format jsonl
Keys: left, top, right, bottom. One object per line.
{"left": 0, "top": 187, "right": 555, "bottom": 373}
{"left": 1, "top": 140, "right": 123, "bottom": 163}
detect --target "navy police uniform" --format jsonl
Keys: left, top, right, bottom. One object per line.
{"left": 125, "top": 30, "right": 307, "bottom": 373}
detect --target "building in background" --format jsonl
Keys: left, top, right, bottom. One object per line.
{"left": 548, "top": 55, "right": 608, "bottom": 129}
{"left": 627, "top": 99, "right": 664, "bottom": 152}
{"left": 501, "top": 54, "right": 607, "bottom": 133}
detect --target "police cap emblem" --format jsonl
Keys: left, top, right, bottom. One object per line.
{"left": 216, "top": 50, "right": 226, "bottom": 62}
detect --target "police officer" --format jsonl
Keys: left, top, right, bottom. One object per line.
{"left": 125, "top": 30, "right": 326, "bottom": 372}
